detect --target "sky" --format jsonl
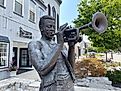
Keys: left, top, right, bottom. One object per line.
{"left": 60, "top": 0, "right": 89, "bottom": 42}
{"left": 60, "top": 0, "right": 80, "bottom": 26}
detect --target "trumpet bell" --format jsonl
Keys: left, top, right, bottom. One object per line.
{"left": 92, "top": 12, "right": 108, "bottom": 33}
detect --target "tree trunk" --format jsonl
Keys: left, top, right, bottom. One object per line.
{"left": 105, "top": 52, "right": 108, "bottom": 61}
{"left": 111, "top": 52, "right": 113, "bottom": 59}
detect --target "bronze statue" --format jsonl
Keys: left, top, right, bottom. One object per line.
{"left": 28, "top": 15, "right": 75, "bottom": 91}
{"left": 28, "top": 12, "right": 108, "bottom": 91}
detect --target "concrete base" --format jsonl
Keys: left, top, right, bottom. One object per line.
{"left": 0, "top": 70, "right": 10, "bottom": 80}
{"left": 0, "top": 77, "right": 121, "bottom": 91}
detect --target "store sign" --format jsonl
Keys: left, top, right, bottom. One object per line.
{"left": 19, "top": 27, "right": 32, "bottom": 39}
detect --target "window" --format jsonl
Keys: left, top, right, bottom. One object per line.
{"left": 0, "top": 0, "right": 6, "bottom": 7}
{"left": 0, "top": 43, "right": 9, "bottom": 68}
{"left": 48, "top": 4, "right": 51, "bottom": 16}
{"left": 20, "top": 48, "right": 31, "bottom": 67}
{"left": 57, "top": 14, "right": 59, "bottom": 30}
{"left": 0, "top": 0, "right": 4, "bottom": 6}
{"left": 29, "top": 0, "right": 36, "bottom": 23}
{"left": 14, "top": 0, "right": 23, "bottom": 16}
{"left": 52, "top": 6, "right": 56, "bottom": 19}
{"left": 39, "top": 7, "right": 44, "bottom": 17}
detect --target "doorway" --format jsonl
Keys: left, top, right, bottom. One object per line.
{"left": 19, "top": 48, "right": 32, "bottom": 67}
{"left": 12, "top": 47, "right": 18, "bottom": 67}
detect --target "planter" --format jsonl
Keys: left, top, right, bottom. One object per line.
{"left": 10, "top": 71, "right": 16, "bottom": 77}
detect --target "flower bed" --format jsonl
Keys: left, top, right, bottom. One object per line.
{"left": 75, "top": 58, "right": 106, "bottom": 78}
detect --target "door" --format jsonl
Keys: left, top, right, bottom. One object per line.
{"left": 19, "top": 48, "right": 32, "bottom": 67}
{"left": 12, "top": 47, "right": 18, "bottom": 67}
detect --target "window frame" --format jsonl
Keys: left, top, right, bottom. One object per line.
{"left": 0, "top": 42, "right": 9, "bottom": 68}
{"left": 48, "top": 4, "right": 51, "bottom": 16}
{"left": 29, "top": 0, "right": 36, "bottom": 23}
{"left": 19, "top": 48, "right": 32, "bottom": 67}
{"left": 13, "top": 0, "right": 24, "bottom": 17}
{"left": 52, "top": 6, "right": 56, "bottom": 19}
{"left": 0, "top": 0, "right": 6, "bottom": 8}
{"left": 57, "top": 14, "right": 59, "bottom": 30}
{"left": 29, "top": 10, "right": 35, "bottom": 23}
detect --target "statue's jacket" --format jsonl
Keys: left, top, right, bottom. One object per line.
{"left": 28, "top": 39, "right": 75, "bottom": 88}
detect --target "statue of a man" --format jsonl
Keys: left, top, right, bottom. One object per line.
{"left": 28, "top": 15, "right": 76, "bottom": 91}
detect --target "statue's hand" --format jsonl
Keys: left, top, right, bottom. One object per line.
{"left": 68, "top": 34, "right": 82, "bottom": 47}
{"left": 57, "top": 23, "right": 68, "bottom": 44}
{"left": 68, "top": 41, "right": 76, "bottom": 47}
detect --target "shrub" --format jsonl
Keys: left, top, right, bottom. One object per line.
{"left": 104, "top": 62, "right": 121, "bottom": 69}
{"left": 75, "top": 58, "right": 106, "bottom": 78}
{"left": 106, "top": 70, "right": 121, "bottom": 84}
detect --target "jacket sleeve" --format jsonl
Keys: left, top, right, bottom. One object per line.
{"left": 28, "top": 41, "right": 63, "bottom": 76}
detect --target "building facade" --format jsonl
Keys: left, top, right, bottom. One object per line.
{"left": 0, "top": 0, "right": 62, "bottom": 80}
{"left": 75, "top": 35, "right": 91, "bottom": 60}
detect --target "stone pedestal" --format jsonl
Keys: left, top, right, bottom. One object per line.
{"left": 10, "top": 71, "right": 16, "bottom": 77}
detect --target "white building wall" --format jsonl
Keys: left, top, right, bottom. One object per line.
{"left": 44, "top": 0, "right": 60, "bottom": 31}
{"left": 0, "top": 0, "right": 61, "bottom": 80}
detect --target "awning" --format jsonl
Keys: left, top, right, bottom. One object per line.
{"left": 0, "top": 35, "right": 10, "bottom": 43}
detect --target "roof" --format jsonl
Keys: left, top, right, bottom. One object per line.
{"left": 0, "top": 35, "right": 9, "bottom": 43}
{"left": 57, "top": 0, "right": 62, "bottom": 4}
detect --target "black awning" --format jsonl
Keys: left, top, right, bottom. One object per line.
{"left": 0, "top": 35, "right": 10, "bottom": 43}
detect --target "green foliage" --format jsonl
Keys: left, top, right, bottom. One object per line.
{"left": 87, "top": 47, "right": 97, "bottom": 52}
{"left": 73, "top": 0, "right": 121, "bottom": 51}
{"left": 106, "top": 70, "right": 121, "bottom": 84}
{"left": 104, "top": 62, "right": 121, "bottom": 68}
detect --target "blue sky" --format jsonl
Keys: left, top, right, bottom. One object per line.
{"left": 60, "top": 0, "right": 80, "bottom": 26}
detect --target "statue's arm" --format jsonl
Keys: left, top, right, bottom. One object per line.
{"left": 28, "top": 41, "right": 63, "bottom": 76}
{"left": 68, "top": 44, "right": 75, "bottom": 69}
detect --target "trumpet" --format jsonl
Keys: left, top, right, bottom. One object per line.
{"left": 54, "top": 12, "right": 108, "bottom": 42}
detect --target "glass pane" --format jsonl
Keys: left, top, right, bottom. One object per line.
{"left": 52, "top": 7, "right": 56, "bottom": 18}
{"left": 39, "top": 8, "right": 44, "bottom": 17}
{"left": 21, "top": 58, "right": 27, "bottom": 66}
{"left": 30, "top": 10, "right": 35, "bottom": 22}
{"left": 0, "top": 56, "right": 5, "bottom": 66}
{"left": 0, "top": 0, "right": 4, "bottom": 6}
{"left": 4, "top": 48, "right": 6, "bottom": 52}
{"left": 15, "top": 1, "right": 22, "bottom": 15}
{"left": 30, "top": 1, "right": 35, "bottom": 12}
{"left": 3, "top": 53, "right": 6, "bottom": 56}
{"left": 0, "top": 43, "right": 8, "bottom": 66}
{"left": 22, "top": 50, "right": 27, "bottom": 54}
{"left": 0, "top": 48, "right": 2, "bottom": 52}
{"left": 21, "top": 49, "right": 28, "bottom": 66}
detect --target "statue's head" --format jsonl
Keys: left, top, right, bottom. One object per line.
{"left": 39, "top": 15, "right": 55, "bottom": 40}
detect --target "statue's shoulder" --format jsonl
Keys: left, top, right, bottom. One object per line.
{"left": 28, "top": 40, "right": 43, "bottom": 50}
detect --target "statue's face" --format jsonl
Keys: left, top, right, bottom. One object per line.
{"left": 43, "top": 19, "right": 55, "bottom": 39}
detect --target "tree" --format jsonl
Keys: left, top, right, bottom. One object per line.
{"left": 73, "top": 0, "right": 121, "bottom": 52}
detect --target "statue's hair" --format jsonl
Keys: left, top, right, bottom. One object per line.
{"left": 39, "top": 15, "right": 55, "bottom": 31}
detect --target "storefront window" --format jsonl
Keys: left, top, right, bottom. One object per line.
{"left": 0, "top": 43, "right": 9, "bottom": 68}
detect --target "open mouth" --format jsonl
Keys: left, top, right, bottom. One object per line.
{"left": 49, "top": 32, "right": 55, "bottom": 36}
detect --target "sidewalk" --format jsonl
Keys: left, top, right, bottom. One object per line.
{"left": 16, "top": 69, "right": 121, "bottom": 91}
{"left": 0, "top": 77, "right": 120, "bottom": 91}
{"left": 75, "top": 86, "right": 120, "bottom": 91}
{"left": 0, "top": 69, "right": 121, "bottom": 91}
{"left": 16, "top": 68, "right": 41, "bottom": 81}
